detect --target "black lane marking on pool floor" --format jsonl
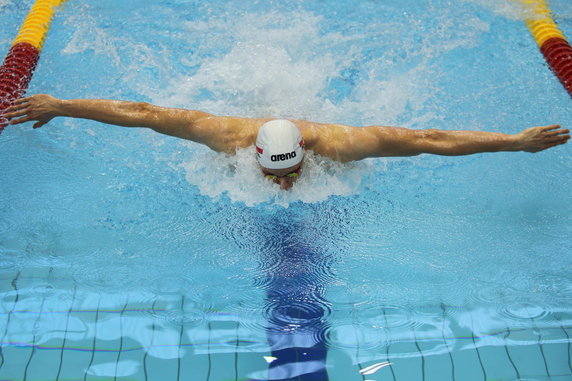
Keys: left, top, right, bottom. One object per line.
{"left": 503, "top": 327, "right": 521, "bottom": 380}
{"left": 144, "top": 299, "right": 158, "bottom": 381}
{"left": 440, "top": 303, "right": 455, "bottom": 381}
{"left": 411, "top": 322, "right": 426, "bottom": 381}
{"left": 558, "top": 319, "right": 572, "bottom": 373}
{"left": 234, "top": 321, "right": 239, "bottom": 381}
{"left": 56, "top": 285, "right": 77, "bottom": 381}
{"left": 382, "top": 308, "right": 397, "bottom": 381}
{"left": 177, "top": 295, "right": 185, "bottom": 381}
{"left": 0, "top": 271, "right": 21, "bottom": 370}
{"left": 469, "top": 312, "right": 487, "bottom": 381}
{"left": 207, "top": 321, "right": 212, "bottom": 381}
{"left": 84, "top": 297, "right": 101, "bottom": 381}
{"left": 113, "top": 300, "right": 129, "bottom": 381}
{"left": 529, "top": 313, "right": 551, "bottom": 378}
{"left": 22, "top": 271, "right": 50, "bottom": 381}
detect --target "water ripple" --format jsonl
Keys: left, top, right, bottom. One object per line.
{"left": 72, "top": 260, "right": 134, "bottom": 292}
{"left": 147, "top": 308, "right": 205, "bottom": 327}
{"left": 264, "top": 295, "right": 332, "bottom": 330}
{"left": 532, "top": 274, "right": 572, "bottom": 300}
{"left": 255, "top": 251, "right": 337, "bottom": 293}
{"left": 0, "top": 249, "right": 21, "bottom": 270}
{"left": 498, "top": 302, "right": 555, "bottom": 324}
{"left": 28, "top": 282, "right": 56, "bottom": 298}
{"left": 0, "top": 218, "right": 13, "bottom": 235}
{"left": 324, "top": 282, "right": 371, "bottom": 311}
{"left": 352, "top": 305, "right": 418, "bottom": 331}
{"left": 324, "top": 324, "right": 389, "bottom": 352}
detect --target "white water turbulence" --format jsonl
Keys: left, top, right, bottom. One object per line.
{"left": 179, "top": 145, "right": 372, "bottom": 207}
{"left": 61, "top": 5, "right": 495, "bottom": 206}
{"left": 464, "top": 0, "right": 531, "bottom": 20}
{"left": 146, "top": 11, "right": 340, "bottom": 120}
{"left": 0, "top": 0, "right": 11, "bottom": 11}
{"left": 144, "top": 9, "right": 437, "bottom": 125}
{"left": 135, "top": 8, "right": 490, "bottom": 206}
{"left": 142, "top": 8, "right": 493, "bottom": 122}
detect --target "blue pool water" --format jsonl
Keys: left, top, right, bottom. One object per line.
{"left": 1, "top": 0, "right": 571, "bottom": 380}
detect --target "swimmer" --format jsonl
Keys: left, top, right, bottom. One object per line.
{"left": 3, "top": 94, "right": 570, "bottom": 189}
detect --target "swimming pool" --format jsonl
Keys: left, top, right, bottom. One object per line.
{"left": 1, "top": 0, "right": 571, "bottom": 379}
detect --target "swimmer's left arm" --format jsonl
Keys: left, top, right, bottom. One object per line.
{"left": 310, "top": 124, "right": 570, "bottom": 161}
{"left": 4, "top": 94, "right": 213, "bottom": 137}
{"left": 4, "top": 94, "right": 258, "bottom": 153}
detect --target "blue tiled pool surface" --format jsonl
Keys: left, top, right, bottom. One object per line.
{"left": 1, "top": 0, "right": 571, "bottom": 380}
{"left": 2, "top": 268, "right": 572, "bottom": 380}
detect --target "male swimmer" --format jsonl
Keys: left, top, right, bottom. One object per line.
{"left": 3, "top": 94, "right": 570, "bottom": 190}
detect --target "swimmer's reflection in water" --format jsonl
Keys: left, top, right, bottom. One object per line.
{"left": 3, "top": 94, "right": 569, "bottom": 190}
{"left": 262, "top": 222, "right": 330, "bottom": 380}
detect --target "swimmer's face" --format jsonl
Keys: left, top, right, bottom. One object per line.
{"left": 261, "top": 161, "right": 303, "bottom": 190}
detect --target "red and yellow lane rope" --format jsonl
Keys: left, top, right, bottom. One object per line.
{"left": 0, "top": 0, "right": 68, "bottom": 131}
{"left": 519, "top": 0, "right": 572, "bottom": 97}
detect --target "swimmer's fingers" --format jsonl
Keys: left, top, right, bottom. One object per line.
{"left": 545, "top": 129, "right": 570, "bottom": 145}
{"left": 518, "top": 124, "right": 569, "bottom": 152}
{"left": 4, "top": 102, "right": 26, "bottom": 115}
{"left": 4, "top": 103, "right": 30, "bottom": 121}
{"left": 9, "top": 115, "right": 51, "bottom": 129}
{"left": 537, "top": 133, "right": 570, "bottom": 151}
{"left": 3, "top": 97, "right": 33, "bottom": 118}
{"left": 32, "top": 121, "right": 48, "bottom": 129}
{"left": 545, "top": 137, "right": 569, "bottom": 146}
{"left": 11, "top": 96, "right": 32, "bottom": 106}
{"left": 3, "top": 94, "right": 58, "bottom": 128}
{"left": 3, "top": 108, "right": 30, "bottom": 120}
{"left": 8, "top": 115, "right": 33, "bottom": 125}
{"left": 540, "top": 124, "right": 561, "bottom": 132}
{"left": 545, "top": 128, "right": 569, "bottom": 137}
{"left": 544, "top": 140, "right": 568, "bottom": 150}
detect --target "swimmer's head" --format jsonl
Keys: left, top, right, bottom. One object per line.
{"left": 256, "top": 119, "right": 304, "bottom": 169}
{"left": 256, "top": 119, "right": 304, "bottom": 189}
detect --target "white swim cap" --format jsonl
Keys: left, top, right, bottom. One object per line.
{"left": 256, "top": 120, "right": 304, "bottom": 169}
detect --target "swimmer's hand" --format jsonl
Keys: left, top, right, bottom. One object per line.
{"left": 4, "top": 94, "right": 61, "bottom": 129}
{"left": 514, "top": 125, "right": 570, "bottom": 153}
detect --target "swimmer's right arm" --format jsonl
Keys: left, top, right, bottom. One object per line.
{"left": 308, "top": 123, "right": 570, "bottom": 161}
{"left": 3, "top": 94, "right": 214, "bottom": 142}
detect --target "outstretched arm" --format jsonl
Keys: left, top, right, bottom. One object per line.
{"left": 3, "top": 94, "right": 214, "bottom": 141}
{"left": 308, "top": 123, "right": 570, "bottom": 162}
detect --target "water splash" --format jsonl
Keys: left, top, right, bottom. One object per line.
{"left": 179, "top": 145, "right": 372, "bottom": 206}
{"left": 464, "top": 0, "right": 530, "bottom": 20}
{"left": 135, "top": 9, "right": 458, "bottom": 127}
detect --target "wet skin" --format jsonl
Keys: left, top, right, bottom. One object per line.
{"left": 3, "top": 95, "right": 570, "bottom": 167}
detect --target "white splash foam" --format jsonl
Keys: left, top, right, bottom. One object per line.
{"left": 135, "top": 8, "right": 491, "bottom": 125}
{"left": 144, "top": 11, "right": 340, "bottom": 120}
{"left": 56, "top": 6, "right": 494, "bottom": 205}
{"left": 179, "top": 145, "right": 372, "bottom": 207}
{"left": 60, "top": 6, "right": 491, "bottom": 127}
{"left": 62, "top": 5, "right": 121, "bottom": 65}
{"left": 464, "top": 0, "right": 530, "bottom": 20}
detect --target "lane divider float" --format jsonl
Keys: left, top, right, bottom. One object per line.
{"left": 519, "top": 0, "right": 572, "bottom": 97}
{"left": 0, "top": 0, "right": 68, "bottom": 132}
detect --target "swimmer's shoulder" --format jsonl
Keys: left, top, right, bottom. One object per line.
{"left": 195, "top": 116, "right": 271, "bottom": 153}
{"left": 295, "top": 120, "right": 354, "bottom": 154}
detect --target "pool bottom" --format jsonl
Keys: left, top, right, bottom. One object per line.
{"left": 0, "top": 267, "right": 571, "bottom": 381}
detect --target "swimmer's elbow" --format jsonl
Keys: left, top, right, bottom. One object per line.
{"left": 119, "top": 101, "right": 156, "bottom": 127}
{"left": 415, "top": 129, "right": 454, "bottom": 155}
{"left": 145, "top": 106, "right": 214, "bottom": 141}
{"left": 417, "top": 129, "right": 471, "bottom": 156}
{"left": 368, "top": 126, "right": 427, "bottom": 157}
